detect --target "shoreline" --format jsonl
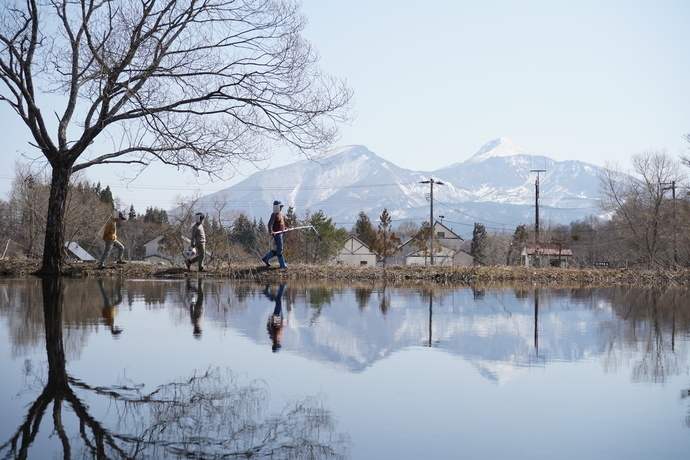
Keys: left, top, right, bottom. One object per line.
{"left": 1, "top": 258, "right": 690, "bottom": 287}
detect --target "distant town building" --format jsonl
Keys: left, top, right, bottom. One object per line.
{"left": 521, "top": 242, "right": 573, "bottom": 268}
{"left": 391, "top": 221, "right": 473, "bottom": 267}
{"left": 143, "top": 235, "right": 190, "bottom": 265}
{"left": 335, "top": 236, "right": 377, "bottom": 266}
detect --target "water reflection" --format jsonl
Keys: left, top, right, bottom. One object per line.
{"left": 186, "top": 278, "right": 204, "bottom": 338}
{"left": 98, "top": 278, "right": 123, "bottom": 336}
{"left": 264, "top": 284, "right": 286, "bottom": 352}
{"left": 0, "top": 278, "right": 350, "bottom": 459}
{"left": 1, "top": 279, "right": 690, "bottom": 458}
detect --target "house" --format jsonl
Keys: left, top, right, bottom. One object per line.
{"left": 64, "top": 242, "right": 96, "bottom": 262}
{"left": 143, "top": 235, "right": 190, "bottom": 265}
{"left": 453, "top": 249, "right": 474, "bottom": 267}
{"left": 406, "top": 244, "right": 456, "bottom": 266}
{"left": 521, "top": 242, "right": 573, "bottom": 268}
{"left": 391, "top": 221, "right": 473, "bottom": 267}
{"left": 433, "top": 221, "right": 464, "bottom": 252}
{"left": 335, "top": 236, "right": 377, "bottom": 266}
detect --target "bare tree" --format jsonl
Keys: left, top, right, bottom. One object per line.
{"left": 599, "top": 151, "right": 685, "bottom": 269}
{"left": 0, "top": 0, "right": 352, "bottom": 274}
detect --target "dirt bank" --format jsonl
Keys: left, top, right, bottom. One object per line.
{"left": 1, "top": 258, "right": 689, "bottom": 287}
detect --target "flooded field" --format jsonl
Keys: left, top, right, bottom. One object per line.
{"left": 1, "top": 277, "right": 689, "bottom": 459}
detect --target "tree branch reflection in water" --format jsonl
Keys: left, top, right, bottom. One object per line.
{"left": 0, "top": 277, "right": 350, "bottom": 459}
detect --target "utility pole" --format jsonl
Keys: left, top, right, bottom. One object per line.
{"left": 661, "top": 181, "right": 677, "bottom": 268}
{"left": 420, "top": 178, "right": 444, "bottom": 265}
{"left": 531, "top": 169, "right": 546, "bottom": 267}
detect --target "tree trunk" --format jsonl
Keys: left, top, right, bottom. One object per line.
{"left": 40, "top": 165, "right": 72, "bottom": 275}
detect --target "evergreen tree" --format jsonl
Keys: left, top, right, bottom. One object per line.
{"left": 471, "top": 223, "right": 487, "bottom": 265}
{"left": 371, "top": 208, "right": 401, "bottom": 265}
{"left": 144, "top": 207, "right": 169, "bottom": 225}
{"left": 354, "top": 211, "right": 378, "bottom": 249}
{"left": 308, "top": 210, "right": 348, "bottom": 263}
{"left": 230, "top": 213, "right": 257, "bottom": 253}
{"left": 284, "top": 206, "right": 298, "bottom": 228}
{"left": 507, "top": 224, "right": 529, "bottom": 266}
{"left": 99, "top": 185, "right": 114, "bottom": 207}
{"left": 128, "top": 205, "right": 137, "bottom": 221}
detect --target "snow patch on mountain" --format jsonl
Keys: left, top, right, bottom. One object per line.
{"left": 184, "top": 138, "right": 614, "bottom": 237}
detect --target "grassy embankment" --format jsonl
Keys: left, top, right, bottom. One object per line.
{"left": 1, "top": 258, "right": 689, "bottom": 286}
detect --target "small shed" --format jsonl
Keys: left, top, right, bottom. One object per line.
{"left": 521, "top": 242, "right": 573, "bottom": 268}
{"left": 335, "top": 236, "right": 377, "bottom": 266}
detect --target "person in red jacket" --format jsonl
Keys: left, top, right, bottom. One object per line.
{"left": 262, "top": 200, "right": 289, "bottom": 268}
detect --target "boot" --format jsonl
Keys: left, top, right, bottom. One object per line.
{"left": 262, "top": 251, "right": 275, "bottom": 267}
{"left": 278, "top": 256, "right": 288, "bottom": 269}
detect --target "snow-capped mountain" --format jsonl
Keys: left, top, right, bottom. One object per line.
{"left": 187, "top": 138, "right": 607, "bottom": 237}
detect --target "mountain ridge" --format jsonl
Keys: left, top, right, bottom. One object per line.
{"left": 185, "top": 138, "right": 608, "bottom": 237}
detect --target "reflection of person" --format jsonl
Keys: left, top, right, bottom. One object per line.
{"left": 262, "top": 200, "right": 289, "bottom": 268}
{"left": 264, "top": 284, "right": 286, "bottom": 352}
{"left": 186, "top": 278, "right": 205, "bottom": 338}
{"left": 98, "top": 279, "right": 123, "bottom": 335}
{"left": 98, "top": 211, "right": 127, "bottom": 269}
{"left": 186, "top": 212, "right": 206, "bottom": 272}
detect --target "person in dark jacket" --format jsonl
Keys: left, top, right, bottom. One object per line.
{"left": 186, "top": 212, "right": 206, "bottom": 271}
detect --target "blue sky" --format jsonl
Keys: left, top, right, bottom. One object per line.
{"left": 1, "top": 0, "right": 689, "bottom": 211}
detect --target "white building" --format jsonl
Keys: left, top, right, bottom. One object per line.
{"left": 143, "top": 235, "right": 190, "bottom": 265}
{"left": 334, "top": 236, "right": 377, "bottom": 266}
{"left": 521, "top": 242, "right": 573, "bottom": 268}
{"left": 394, "top": 221, "right": 473, "bottom": 267}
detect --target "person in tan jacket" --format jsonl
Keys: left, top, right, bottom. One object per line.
{"left": 98, "top": 211, "right": 127, "bottom": 269}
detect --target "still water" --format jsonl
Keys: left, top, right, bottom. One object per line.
{"left": 1, "top": 277, "right": 689, "bottom": 459}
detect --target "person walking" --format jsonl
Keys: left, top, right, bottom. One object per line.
{"left": 262, "top": 200, "right": 289, "bottom": 268}
{"left": 98, "top": 211, "right": 127, "bottom": 269}
{"left": 186, "top": 212, "right": 206, "bottom": 271}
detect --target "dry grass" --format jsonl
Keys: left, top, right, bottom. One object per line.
{"left": 2, "top": 258, "right": 690, "bottom": 286}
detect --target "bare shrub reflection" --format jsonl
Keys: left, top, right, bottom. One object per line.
{"left": 600, "top": 287, "right": 690, "bottom": 384}
{"left": 0, "top": 277, "right": 350, "bottom": 459}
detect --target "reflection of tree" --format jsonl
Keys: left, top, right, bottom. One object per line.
{"left": 683, "top": 386, "right": 690, "bottom": 428}
{"left": 307, "top": 286, "right": 334, "bottom": 324}
{"left": 602, "top": 287, "right": 690, "bottom": 385}
{"left": 355, "top": 287, "right": 373, "bottom": 311}
{"left": 0, "top": 278, "right": 350, "bottom": 459}
{"left": 378, "top": 287, "right": 390, "bottom": 315}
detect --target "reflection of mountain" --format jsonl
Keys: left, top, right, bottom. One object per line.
{"left": 213, "top": 286, "right": 614, "bottom": 383}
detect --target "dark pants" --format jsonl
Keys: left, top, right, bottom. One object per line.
{"left": 189, "top": 243, "right": 205, "bottom": 270}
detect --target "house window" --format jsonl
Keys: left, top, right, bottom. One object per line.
{"left": 437, "top": 232, "right": 445, "bottom": 237}
{"left": 360, "top": 261, "right": 368, "bottom": 266}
